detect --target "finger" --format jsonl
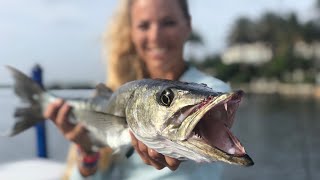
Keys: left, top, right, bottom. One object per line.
{"left": 135, "top": 146, "right": 150, "bottom": 165}
{"left": 147, "top": 156, "right": 165, "bottom": 170}
{"left": 130, "top": 132, "right": 165, "bottom": 169}
{"left": 137, "top": 143, "right": 165, "bottom": 169}
{"left": 148, "top": 148, "right": 166, "bottom": 170}
{"left": 148, "top": 148, "right": 165, "bottom": 164}
{"left": 137, "top": 140, "right": 151, "bottom": 163}
{"left": 56, "top": 103, "right": 74, "bottom": 132}
{"left": 129, "top": 131, "right": 138, "bottom": 148}
{"left": 139, "top": 143, "right": 165, "bottom": 170}
{"left": 64, "top": 123, "right": 94, "bottom": 153}
{"left": 147, "top": 149, "right": 180, "bottom": 170}
{"left": 164, "top": 156, "right": 181, "bottom": 171}
{"left": 130, "top": 132, "right": 150, "bottom": 165}
{"left": 137, "top": 140, "right": 148, "bottom": 155}
{"left": 65, "top": 123, "right": 87, "bottom": 143}
{"left": 43, "top": 99, "right": 63, "bottom": 120}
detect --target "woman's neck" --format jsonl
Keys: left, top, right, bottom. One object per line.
{"left": 148, "top": 61, "right": 187, "bottom": 81}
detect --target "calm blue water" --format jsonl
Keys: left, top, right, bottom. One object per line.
{"left": 0, "top": 88, "right": 319, "bottom": 180}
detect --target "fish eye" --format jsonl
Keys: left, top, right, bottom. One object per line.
{"left": 158, "top": 88, "right": 174, "bottom": 107}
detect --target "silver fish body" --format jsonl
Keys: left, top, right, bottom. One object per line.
{"left": 4, "top": 66, "right": 253, "bottom": 166}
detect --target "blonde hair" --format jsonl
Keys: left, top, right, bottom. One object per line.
{"left": 104, "top": 0, "right": 147, "bottom": 90}
{"left": 104, "top": 0, "right": 190, "bottom": 90}
{"left": 63, "top": 0, "right": 191, "bottom": 178}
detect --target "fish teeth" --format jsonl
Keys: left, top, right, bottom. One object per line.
{"left": 224, "top": 103, "right": 228, "bottom": 111}
{"left": 192, "top": 131, "right": 202, "bottom": 139}
{"left": 195, "top": 135, "right": 202, "bottom": 139}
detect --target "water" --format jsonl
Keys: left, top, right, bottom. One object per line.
{"left": 221, "top": 94, "right": 320, "bottom": 180}
{"left": 0, "top": 88, "right": 319, "bottom": 179}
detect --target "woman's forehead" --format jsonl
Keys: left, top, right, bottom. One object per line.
{"left": 130, "top": 0, "right": 185, "bottom": 20}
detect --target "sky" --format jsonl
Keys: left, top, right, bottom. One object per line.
{"left": 0, "top": 0, "right": 318, "bottom": 85}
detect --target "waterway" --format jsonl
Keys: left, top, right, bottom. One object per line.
{"left": 0, "top": 89, "right": 319, "bottom": 180}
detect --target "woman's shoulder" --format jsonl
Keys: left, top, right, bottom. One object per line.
{"left": 180, "top": 66, "right": 231, "bottom": 93}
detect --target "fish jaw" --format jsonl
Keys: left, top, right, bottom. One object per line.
{"left": 165, "top": 90, "right": 254, "bottom": 166}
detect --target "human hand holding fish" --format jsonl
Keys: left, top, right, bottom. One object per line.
{"left": 2, "top": 66, "right": 254, "bottom": 168}
{"left": 44, "top": 98, "right": 181, "bottom": 171}
{"left": 43, "top": 99, "right": 94, "bottom": 153}
{"left": 129, "top": 131, "right": 181, "bottom": 171}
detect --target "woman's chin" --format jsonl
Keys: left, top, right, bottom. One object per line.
{"left": 146, "top": 58, "right": 169, "bottom": 67}
{"left": 149, "top": 55, "right": 168, "bottom": 62}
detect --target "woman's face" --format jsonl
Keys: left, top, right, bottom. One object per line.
{"left": 130, "top": 0, "right": 191, "bottom": 71}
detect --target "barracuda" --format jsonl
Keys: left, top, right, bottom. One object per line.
{"left": 3, "top": 66, "right": 253, "bottom": 166}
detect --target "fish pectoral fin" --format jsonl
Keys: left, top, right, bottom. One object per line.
{"left": 93, "top": 83, "right": 113, "bottom": 98}
{"left": 77, "top": 110, "right": 132, "bottom": 156}
{"left": 77, "top": 110, "right": 127, "bottom": 131}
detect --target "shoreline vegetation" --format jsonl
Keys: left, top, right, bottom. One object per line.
{"left": 189, "top": 4, "right": 320, "bottom": 100}
{"left": 0, "top": 83, "right": 95, "bottom": 90}
{"left": 1, "top": 82, "right": 320, "bottom": 99}
{"left": 234, "top": 82, "right": 320, "bottom": 99}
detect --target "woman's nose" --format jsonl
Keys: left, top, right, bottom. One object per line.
{"left": 148, "top": 24, "right": 162, "bottom": 44}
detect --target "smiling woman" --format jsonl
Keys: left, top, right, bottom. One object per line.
{"left": 130, "top": 0, "right": 190, "bottom": 78}
{"left": 36, "top": 0, "right": 230, "bottom": 179}
{"left": 0, "top": 1, "right": 317, "bottom": 179}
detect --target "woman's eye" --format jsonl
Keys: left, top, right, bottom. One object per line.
{"left": 162, "top": 20, "right": 176, "bottom": 27}
{"left": 137, "top": 22, "right": 149, "bottom": 31}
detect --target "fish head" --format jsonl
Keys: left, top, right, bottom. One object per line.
{"left": 126, "top": 80, "right": 211, "bottom": 136}
{"left": 126, "top": 79, "right": 253, "bottom": 166}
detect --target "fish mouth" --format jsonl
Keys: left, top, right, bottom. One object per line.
{"left": 177, "top": 90, "right": 253, "bottom": 165}
{"left": 190, "top": 90, "right": 245, "bottom": 155}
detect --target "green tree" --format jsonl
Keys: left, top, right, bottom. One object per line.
{"left": 188, "top": 31, "right": 204, "bottom": 45}
{"left": 194, "top": 5, "right": 320, "bottom": 84}
{"left": 227, "top": 17, "right": 257, "bottom": 45}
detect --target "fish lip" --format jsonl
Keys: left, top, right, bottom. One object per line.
{"left": 233, "top": 154, "right": 255, "bottom": 166}
{"left": 178, "top": 90, "right": 253, "bottom": 164}
{"left": 186, "top": 137, "right": 254, "bottom": 166}
{"left": 242, "top": 154, "right": 255, "bottom": 166}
